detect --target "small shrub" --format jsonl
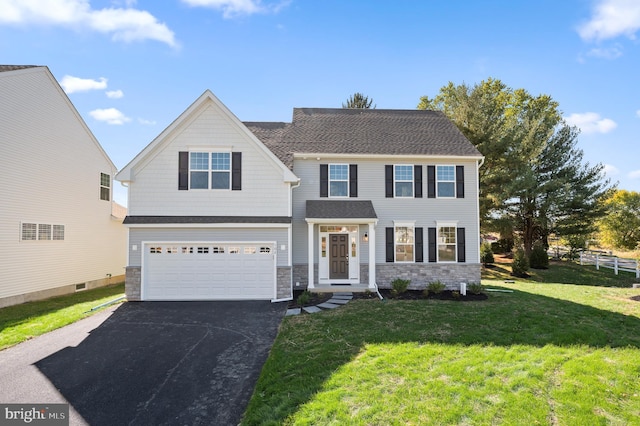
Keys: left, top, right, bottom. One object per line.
{"left": 468, "top": 282, "right": 484, "bottom": 295}
{"left": 529, "top": 243, "right": 549, "bottom": 269}
{"left": 391, "top": 278, "right": 410, "bottom": 296}
{"left": 491, "top": 238, "right": 514, "bottom": 254}
{"left": 511, "top": 248, "right": 530, "bottom": 277}
{"left": 296, "top": 290, "right": 311, "bottom": 307}
{"left": 427, "top": 280, "right": 446, "bottom": 294}
{"left": 480, "top": 242, "right": 495, "bottom": 266}
{"left": 451, "top": 290, "right": 461, "bottom": 299}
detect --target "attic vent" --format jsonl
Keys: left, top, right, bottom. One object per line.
{"left": 75, "top": 283, "right": 87, "bottom": 292}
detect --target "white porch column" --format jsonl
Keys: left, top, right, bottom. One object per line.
{"left": 368, "top": 222, "right": 376, "bottom": 289}
{"left": 307, "top": 222, "right": 315, "bottom": 289}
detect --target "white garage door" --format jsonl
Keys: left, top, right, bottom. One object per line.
{"left": 143, "top": 243, "right": 276, "bottom": 300}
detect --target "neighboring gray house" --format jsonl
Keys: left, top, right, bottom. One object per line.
{"left": 116, "top": 90, "right": 483, "bottom": 302}
{"left": 0, "top": 65, "right": 127, "bottom": 308}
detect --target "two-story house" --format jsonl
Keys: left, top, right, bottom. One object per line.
{"left": 0, "top": 65, "right": 127, "bottom": 308}
{"left": 116, "top": 90, "right": 483, "bottom": 302}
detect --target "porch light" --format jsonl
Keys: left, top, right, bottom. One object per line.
{"left": 363, "top": 232, "right": 369, "bottom": 242}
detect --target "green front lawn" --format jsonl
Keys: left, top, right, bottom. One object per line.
{"left": 0, "top": 283, "right": 125, "bottom": 351}
{"left": 242, "top": 262, "right": 640, "bottom": 425}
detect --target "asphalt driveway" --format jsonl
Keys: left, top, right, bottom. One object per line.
{"left": 0, "top": 300, "right": 287, "bottom": 425}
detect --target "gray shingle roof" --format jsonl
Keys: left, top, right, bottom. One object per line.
{"left": 306, "top": 200, "right": 377, "bottom": 219}
{"left": 0, "top": 65, "right": 41, "bottom": 73}
{"left": 123, "top": 216, "right": 291, "bottom": 224}
{"left": 244, "top": 108, "right": 481, "bottom": 169}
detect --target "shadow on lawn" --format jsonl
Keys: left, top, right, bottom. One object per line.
{"left": 242, "top": 286, "right": 640, "bottom": 424}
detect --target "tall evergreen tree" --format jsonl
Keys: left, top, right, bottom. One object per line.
{"left": 343, "top": 92, "right": 375, "bottom": 109}
{"left": 419, "top": 78, "right": 614, "bottom": 254}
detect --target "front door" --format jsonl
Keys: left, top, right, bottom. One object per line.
{"left": 329, "top": 234, "right": 349, "bottom": 279}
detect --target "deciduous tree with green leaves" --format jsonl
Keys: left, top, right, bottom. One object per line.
{"left": 418, "top": 78, "right": 613, "bottom": 255}
{"left": 342, "top": 92, "right": 375, "bottom": 109}
{"left": 598, "top": 190, "right": 640, "bottom": 250}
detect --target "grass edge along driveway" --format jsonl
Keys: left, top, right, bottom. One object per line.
{"left": 0, "top": 283, "right": 125, "bottom": 351}
{"left": 242, "top": 262, "right": 640, "bottom": 425}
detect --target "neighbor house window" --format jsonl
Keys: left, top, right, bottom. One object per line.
{"left": 395, "top": 226, "right": 414, "bottom": 262}
{"left": 52, "top": 225, "right": 65, "bottom": 240}
{"left": 394, "top": 165, "right": 413, "bottom": 197}
{"left": 100, "top": 173, "right": 111, "bottom": 201}
{"left": 438, "top": 226, "right": 457, "bottom": 262}
{"left": 189, "top": 152, "right": 230, "bottom": 189}
{"left": 329, "top": 164, "right": 348, "bottom": 197}
{"left": 21, "top": 223, "right": 37, "bottom": 240}
{"left": 437, "top": 166, "right": 455, "bottom": 198}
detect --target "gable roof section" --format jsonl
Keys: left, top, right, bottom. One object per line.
{"left": 116, "top": 90, "right": 298, "bottom": 183}
{"left": 306, "top": 200, "right": 377, "bottom": 220}
{"left": 0, "top": 65, "right": 117, "bottom": 172}
{"left": 244, "top": 108, "right": 482, "bottom": 168}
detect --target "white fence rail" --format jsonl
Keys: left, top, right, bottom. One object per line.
{"left": 579, "top": 251, "right": 640, "bottom": 278}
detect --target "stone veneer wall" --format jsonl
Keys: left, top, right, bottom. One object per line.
{"left": 376, "top": 263, "right": 481, "bottom": 290}
{"left": 276, "top": 267, "right": 292, "bottom": 300}
{"left": 125, "top": 266, "right": 292, "bottom": 301}
{"left": 125, "top": 266, "right": 141, "bottom": 301}
{"left": 293, "top": 263, "right": 480, "bottom": 290}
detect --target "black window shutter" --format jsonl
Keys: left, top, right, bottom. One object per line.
{"left": 349, "top": 164, "right": 358, "bottom": 197}
{"left": 385, "top": 227, "right": 394, "bottom": 262}
{"left": 428, "top": 227, "right": 437, "bottom": 262}
{"left": 414, "top": 165, "right": 423, "bottom": 198}
{"left": 178, "top": 151, "right": 189, "bottom": 190}
{"left": 415, "top": 227, "right": 424, "bottom": 262}
{"left": 320, "top": 164, "right": 328, "bottom": 197}
{"left": 457, "top": 228, "right": 466, "bottom": 262}
{"left": 456, "top": 165, "right": 465, "bottom": 198}
{"left": 427, "top": 165, "right": 436, "bottom": 198}
{"left": 232, "top": 152, "right": 242, "bottom": 190}
{"left": 385, "top": 165, "right": 393, "bottom": 198}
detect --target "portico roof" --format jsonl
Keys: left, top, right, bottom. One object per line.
{"left": 305, "top": 200, "right": 378, "bottom": 222}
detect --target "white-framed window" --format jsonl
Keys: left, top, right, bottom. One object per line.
{"left": 212, "top": 246, "right": 225, "bottom": 254}
{"left": 197, "top": 246, "right": 209, "bottom": 254}
{"left": 229, "top": 247, "right": 240, "bottom": 254}
{"left": 259, "top": 246, "right": 272, "bottom": 254}
{"left": 329, "top": 164, "right": 348, "bottom": 197}
{"left": 438, "top": 226, "right": 457, "bottom": 262}
{"left": 244, "top": 246, "right": 257, "bottom": 254}
{"left": 100, "top": 173, "right": 111, "bottom": 201}
{"left": 21, "top": 223, "right": 65, "bottom": 241}
{"left": 181, "top": 246, "right": 193, "bottom": 254}
{"left": 394, "top": 165, "right": 413, "bottom": 197}
{"left": 52, "top": 225, "right": 65, "bottom": 240}
{"left": 395, "top": 225, "right": 414, "bottom": 262}
{"left": 437, "top": 165, "right": 455, "bottom": 198}
{"left": 21, "top": 223, "right": 37, "bottom": 240}
{"left": 150, "top": 246, "right": 162, "bottom": 254}
{"left": 189, "top": 152, "right": 231, "bottom": 190}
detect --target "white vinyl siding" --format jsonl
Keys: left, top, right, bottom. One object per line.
{"left": 0, "top": 67, "right": 126, "bottom": 303}
{"left": 126, "top": 103, "right": 290, "bottom": 217}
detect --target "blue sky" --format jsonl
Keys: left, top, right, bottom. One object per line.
{"left": 2, "top": 0, "right": 639, "bottom": 206}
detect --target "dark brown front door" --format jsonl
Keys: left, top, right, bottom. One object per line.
{"left": 329, "top": 234, "right": 349, "bottom": 279}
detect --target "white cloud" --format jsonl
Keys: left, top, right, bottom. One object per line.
{"left": 0, "top": 0, "right": 177, "bottom": 47}
{"left": 565, "top": 112, "right": 617, "bottom": 135}
{"left": 629, "top": 170, "right": 640, "bottom": 179}
{"left": 89, "top": 107, "right": 131, "bottom": 125}
{"left": 137, "top": 117, "right": 156, "bottom": 125}
{"left": 603, "top": 164, "right": 620, "bottom": 176}
{"left": 181, "top": 0, "right": 290, "bottom": 18}
{"left": 106, "top": 89, "right": 124, "bottom": 99}
{"left": 578, "top": 0, "right": 640, "bottom": 41}
{"left": 60, "top": 75, "right": 107, "bottom": 93}
{"left": 586, "top": 45, "right": 623, "bottom": 59}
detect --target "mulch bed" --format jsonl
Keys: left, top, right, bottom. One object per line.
{"left": 288, "top": 289, "right": 487, "bottom": 308}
